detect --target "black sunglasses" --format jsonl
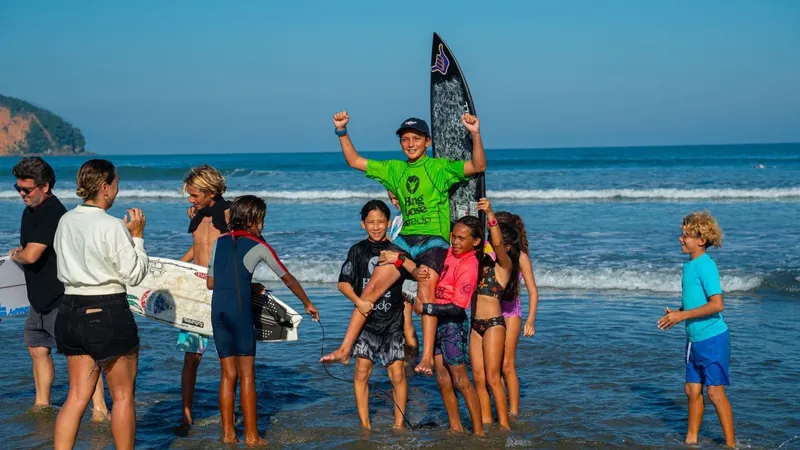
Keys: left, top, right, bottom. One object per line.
{"left": 13, "top": 184, "right": 38, "bottom": 196}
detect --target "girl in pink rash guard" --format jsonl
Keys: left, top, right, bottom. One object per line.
{"left": 381, "top": 215, "right": 486, "bottom": 435}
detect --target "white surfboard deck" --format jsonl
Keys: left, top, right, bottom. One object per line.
{"left": 0, "top": 256, "right": 29, "bottom": 317}
{"left": 126, "top": 257, "right": 302, "bottom": 342}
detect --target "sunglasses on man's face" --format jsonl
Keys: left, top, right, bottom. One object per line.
{"left": 14, "top": 184, "right": 38, "bottom": 196}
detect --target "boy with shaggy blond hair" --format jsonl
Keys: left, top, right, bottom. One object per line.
{"left": 658, "top": 210, "right": 735, "bottom": 447}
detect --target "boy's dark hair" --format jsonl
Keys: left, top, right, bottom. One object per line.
{"left": 12, "top": 156, "right": 56, "bottom": 188}
{"left": 360, "top": 199, "right": 390, "bottom": 221}
{"left": 229, "top": 195, "right": 266, "bottom": 232}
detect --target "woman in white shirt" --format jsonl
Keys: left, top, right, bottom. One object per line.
{"left": 52, "top": 159, "right": 149, "bottom": 450}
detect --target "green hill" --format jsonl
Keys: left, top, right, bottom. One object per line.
{"left": 0, "top": 94, "right": 93, "bottom": 156}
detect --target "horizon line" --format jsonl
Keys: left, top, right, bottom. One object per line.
{"left": 3, "top": 141, "right": 797, "bottom": 158}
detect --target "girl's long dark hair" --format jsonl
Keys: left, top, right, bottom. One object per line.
{"left": 499, "top": 223, "right": 521, "bottom": 301}
{"left": 496, "top": 211, "right": 529, "bottom": 255}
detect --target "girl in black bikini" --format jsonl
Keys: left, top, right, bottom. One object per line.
{"left": 469, "top": 198, "right": 519, "bottom": 430}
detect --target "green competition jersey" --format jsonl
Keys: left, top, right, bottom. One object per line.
{"left": 366, "top": 155, "right": 467, "bottom": 240}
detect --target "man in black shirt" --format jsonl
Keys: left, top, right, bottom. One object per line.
{"left": 10, "top": 157, "right": 108, "bottom": 419}
{"left": 338, "top": 200, "right": 408, "bottom": 430}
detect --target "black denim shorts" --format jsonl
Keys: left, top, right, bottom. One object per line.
{"left": 55, "top": 292, "right": 139, "bottom": 364}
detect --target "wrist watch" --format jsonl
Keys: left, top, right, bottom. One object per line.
{"left": 393, "top": 253, "right": 406, "bottom": 269}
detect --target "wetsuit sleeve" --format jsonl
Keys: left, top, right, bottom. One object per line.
{"left": 207, "top": 239, "right": 218, "bottom": 277}
{"left": 432, "top": 158, "right": 468, "bottom": 192}
{"left": 452, "top": 257, "right": 479, "bottom": 309}
{"left": 365, "top": 159, "right": 397, "bottom": 193}
{"left": 421, "top": 303, "right": 467, "bottom": 319}
{"left": 251, "top": 242, "right": 288, "bottom": 278}
{"left": 698, "top": 258, "right": 722, "bottom": 298}
{"left": 338, "top": 245, "right": 357, "bottom": 286}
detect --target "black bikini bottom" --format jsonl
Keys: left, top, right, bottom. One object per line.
{"left": 471, "top": 316, "right": 506, "bottom": 337}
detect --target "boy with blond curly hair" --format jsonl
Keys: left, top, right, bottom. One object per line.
{"left": 658, "top": 210, "right": 735, "bottom": 447}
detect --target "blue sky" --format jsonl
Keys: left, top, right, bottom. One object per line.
{"left": 1, "top": 0, "right": 798, "bottom": 154}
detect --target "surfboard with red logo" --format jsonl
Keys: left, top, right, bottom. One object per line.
{"left": 125, "top": 257, "right": 302, "bottom": 342}
{"left": 430, "top": 32, "right": 486, "bottom": 226}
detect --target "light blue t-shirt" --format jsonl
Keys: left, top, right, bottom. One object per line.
{"left": 681, "top": 253, "right": 728, "bottom": 342}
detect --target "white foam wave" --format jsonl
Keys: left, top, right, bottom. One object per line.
{"left": 534, "top": 268, "right": 761, "bottom": 293}
{"left": 2, "top": 187, "right": 796, "bottom": 202}
{"left": 0, "top": 189, "right": 387, "bottom": 201}
{"left": 488, "top": 188, "right": 800, "bottom": 200}
{"left": 253, "top": 261, "right": 762, "bottom": 294}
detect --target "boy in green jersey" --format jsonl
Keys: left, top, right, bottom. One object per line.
{"left": 321, "top": 111, "right": 486, "bottom": 375}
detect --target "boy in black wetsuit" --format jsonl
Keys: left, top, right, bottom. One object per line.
{"left": 338, "top": 200, "right": 408, "bottom": 430}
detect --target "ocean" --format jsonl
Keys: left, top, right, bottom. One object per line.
{"left": 0, "top": 143, "right": 798, "bottom": 449}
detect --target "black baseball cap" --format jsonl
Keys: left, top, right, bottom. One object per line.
{"left": 395, "top": 117, "right": 430, "bottom": 137}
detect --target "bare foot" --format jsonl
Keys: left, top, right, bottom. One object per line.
{"left": 320, "top": 347, "right": 350, "bottom": 365}
{"left": 90, "top": 410, "right": 111, "bottom": 423}
{"left": 245, "top": 436, "right": 268, "bottom": 447}
{"left": 29, "top": 404, "right": 51, "bottom": 414}
{"left": 414, "top": 357, "right": 433, "bottom": 376}
{"left": 222, "top": 434, "right": 239, "bottom": 444}
{"left": 684, "top": 437, "right": 698, "bottom": 445}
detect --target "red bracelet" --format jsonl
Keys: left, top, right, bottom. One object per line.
{"left": 488, "top": 218, "right": 498, "bottom": 227}
{"left": 393, "top": 258, "right": 404, "bottom": 269}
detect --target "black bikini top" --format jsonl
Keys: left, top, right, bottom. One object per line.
{"left": 477, "top": 261, "right": 505, "bottom": 299}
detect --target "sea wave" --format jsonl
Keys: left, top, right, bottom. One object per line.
{"left": 253, "top": 262, "right": 769, "bottom": 294}
{"left": 2, "top": 187, "right": 797, "bottom": 202}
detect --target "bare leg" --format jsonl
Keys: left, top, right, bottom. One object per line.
{"left": 448, "top": 363, "right": 485, "bottom": 436}
{"left": 320, "top": 308, "right": 363, "bottom": 365}
{"left": 707, "top": 385, "right": 735, "bottom": 447}
{"left": 237, "top": 356, "right": 267, "bottom": 446}
{"left": 321, "top": 265, "right": 403, "bottom": 364}
{"left": 28, "top": 346, "right": 54, "bottom": 408}
{"left": 469, "top": 329, "right": 492, "bottom": 425}
{"left": 386, "top": 360, "right": 408, "bottom": 429}
{"left": 415, "top": 267, "right": 439, "bottom": 376}
{"left": 403, "top": 302, "right": 418, "bottom": 349}
{"left": 54, "top": 355, "right": 101, "bottom": 450}
{"left": 685, "top": 383, "right": 703, "bottom": 445}
{"left": 353, "top": 358, "right": 373, "bottom": 429}
{"left": 104, "top": 354, "right": 139, "bottom": 450}
{"left": 502, "top": 316, "right": 522, "bottom": 417}
{"left": 90, "top": 375, "right": 110, "bottom": 423}
{"left": 219, "top": 357, "right": 239, "bottom": 444}
{"left": 180, "top": 352, "right": 202, "bottom": 425}
{"left": 434, "top": 355, "right": 462, "bottom": 432}
{"left": 483, "top": 325, "right": 510, "bottom": 429}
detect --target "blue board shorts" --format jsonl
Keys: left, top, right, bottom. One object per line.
{"left": 686, "top": 330, "right": 731, "bottom": 386}
{"left": 391, "top": 235, "right": 449, "bottom": 275}
{"left": 176, "top": 329, "right": 209, "bottom": 354}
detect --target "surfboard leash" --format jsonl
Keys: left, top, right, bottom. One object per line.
{"left": 314, "top": 317, "right": 419, "bottom": 431}
{"left": 277, "top": 310, "right": 419, "bottom": 431}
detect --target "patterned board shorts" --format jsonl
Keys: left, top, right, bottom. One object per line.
{"left": 434, "top": 319, "right": 470, "bottom": 366}
{"left": 352, "top": 329, "right": 406, "bottom": 367}
{"left": 176, "top": 329, "right": 209, "bottom": 354}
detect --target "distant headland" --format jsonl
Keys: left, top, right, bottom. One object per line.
{"left": 0, "top": 94, "right": 95, "bottom": 156}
